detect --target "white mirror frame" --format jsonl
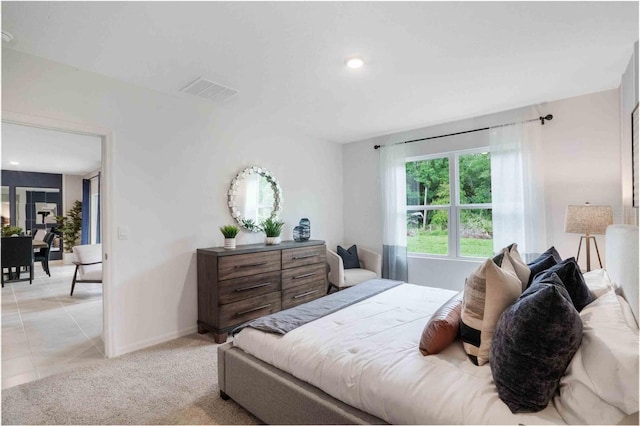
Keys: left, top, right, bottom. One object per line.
{"left": 228, "top": 166, "right": 283, "bottom": 232}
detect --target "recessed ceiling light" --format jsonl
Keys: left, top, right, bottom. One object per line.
{"left": 2, "top": 31, "right": 14, "bottom": 43}
{"left": 9, "top": 161, "right": 19, "bottom": 166}
{"left": 345, "top": 56, "right": 364, "bottom": 69}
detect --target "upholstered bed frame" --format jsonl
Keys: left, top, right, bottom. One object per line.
{"left": 218, "top": 225, "right": 639, "bottom": 425}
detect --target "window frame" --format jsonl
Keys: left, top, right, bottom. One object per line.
{"left": 406, "top": 147, "right": 492, "bottom": 259}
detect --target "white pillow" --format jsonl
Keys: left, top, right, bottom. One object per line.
{"left": 555, "top": 370, "right": 628, "bottom": 425}
{"left": 582, "top": 268, "right": 613, "bottom": 298}
{"left": 576, "top": 289, "right": 639, "bottom": 414}
{"left": 617, "top": 294, "right": 639, "bottom": 331}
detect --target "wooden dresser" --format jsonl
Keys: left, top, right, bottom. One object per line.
{"left": 197, "top": 239, "right": 327, "bottom": 343}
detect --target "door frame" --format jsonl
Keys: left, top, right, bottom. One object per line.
{"left": 2, "top": 110, "right": 116, "bottom": 358}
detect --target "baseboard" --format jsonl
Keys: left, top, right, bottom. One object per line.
{"left": 115, "top": 325, "right": 198, "bottom": 357}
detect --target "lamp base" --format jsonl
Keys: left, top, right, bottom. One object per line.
{"left": 576, "top": 235, "right": 602, "bottom": 272}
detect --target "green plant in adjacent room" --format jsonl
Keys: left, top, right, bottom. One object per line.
{"left": 55, "top": 200, "right": 82, "bottom": 253}
{"left": 1, "top": 225, "right": 23, "bottom": 236}
{"left": 219, "top": 225, "right": 240, "bottom": 238}
{"left": 260, "top": 217, "right": 284, "bottom": 237}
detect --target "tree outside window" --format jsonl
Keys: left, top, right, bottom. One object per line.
{"left": 406, "top": 149, "right": 493, "bottom": 258}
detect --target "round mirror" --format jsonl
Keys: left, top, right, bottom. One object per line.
{"left": 228, "top": 166, "right": 283, "bottom": 232}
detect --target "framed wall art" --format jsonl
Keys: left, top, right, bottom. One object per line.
{"left": 633, "top": 103, "right": 639, "bottom": 207}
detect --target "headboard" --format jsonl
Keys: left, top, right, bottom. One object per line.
{"left": 606, "top": 224, "right": 639, "bottom": 323}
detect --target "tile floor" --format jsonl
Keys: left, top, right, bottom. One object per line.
{"left": 1, "top": 261, "right": 104, "bottom": 389}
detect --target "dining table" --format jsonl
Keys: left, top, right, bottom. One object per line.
{"left": 32, "top": 239, "right": 48, "bottom": 249}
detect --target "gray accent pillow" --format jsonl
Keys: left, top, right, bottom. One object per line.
{"left": 526, "top": 254, "right": 558, "bottom": 289}
{"left": 535, "top": 257, "right": 594, "bottom": 312}
{"left": 337, "top": 245, "right": 360, "bottom": 269}
{"left": 490, "top": 273, "right": 583, "bottom": 413}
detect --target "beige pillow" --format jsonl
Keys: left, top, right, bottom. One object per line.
{"left": 460, "top": 253, "right": 522, "bottom": 365}
{"left": 505, "top": 244, "right": 531, "bottom": 290}
{"left": 419, "top": 292, "right": 463, "bottom": 356}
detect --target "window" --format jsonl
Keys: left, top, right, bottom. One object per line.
{"left": 90, "top": 193, "right": 99, "bottom": 244}
{"left": 406, "top": 148, "right": 493, "bottom": 258}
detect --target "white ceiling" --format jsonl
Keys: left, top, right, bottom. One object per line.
{"left": 1, "top": 2, "right": 638, "bottom": 143}
{"left": 1, "top": 123, "right": 101, "bottom": 175}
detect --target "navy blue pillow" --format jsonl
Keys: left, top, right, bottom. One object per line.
{"left": 535, "top": 257, "right": 594, "bottom": 312}
{"left": 337, "top": 245, "right": 360, "bottom": 269}
{"left": 526, "top": 254, "right": 558, "bottom": 289}
{"left": 529, "top": 246, "right": 562, "bottom": 263}
{"left": 490, "top": 273, "right": 583, "bottom": 413}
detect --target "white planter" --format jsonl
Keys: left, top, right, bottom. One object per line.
{"left": 265, "top": 236, "right": 281, "bottom": 245}
{"left": 63, "top": 252, "right": 75, "bottom": 265}
{"left": 224, "top": 238, "right": 236, "bottom": 249}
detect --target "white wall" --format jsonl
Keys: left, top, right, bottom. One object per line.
{"left": 63, "top": 174, "right": 83, "bottom": 214}
{"left": 343, "top": 88, "right": 623, "bottom": 289}
{"left": 2, "top": 48, "right": 344, "bottom": 356}
{"left": 620, "top": 41, "right": 639, "bottom": 225}
{"left": 540, "top": 89, "right": 621, "bottom": 269}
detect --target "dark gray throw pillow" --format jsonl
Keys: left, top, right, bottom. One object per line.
{"left": 490, "top": 273, "right": 583, "bottom": 413}
{"left": 525, "top": 254, "right": 558, "bottom": 289}
{"left": 535, "top": 257, "right": 594, "bottom": 312}
{"left": 537, "top": 246, "right": 563, "bottom": 263}
{"left": 337, "top": 245, "right": 360, "bottom": 269}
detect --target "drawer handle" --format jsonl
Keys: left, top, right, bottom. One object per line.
{"left": 236, "top": 304, "right": 272, "bottom": 316}
{"left": 293, "top": 289, "right": 319, "bottom": 299}
{"left": 235, "top": 262, "right": 268, "bottom": 269}
{"left": 293, "top": 272, "right": 315, "bottom": 279}
{"left": 235, "top": 282, "right": 271, "bottom": 292}
{"left": 293, "top": 254, "right": 315, "bottom": 260}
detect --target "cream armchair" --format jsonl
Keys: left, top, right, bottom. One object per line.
{"left": 70, "top": 244, "right": 103, "bottom": 296}
{"left": 327, "top": 246, "right": 382, "bottom": 290}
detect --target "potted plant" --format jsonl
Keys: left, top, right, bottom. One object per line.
{"left": 260, "top": 217, "right": 284, "bottom": 245}
{"left": 1, "top": 225, "right": 23, "bottom": 236}
{"left": 55, "top": 200, "right": 82, "bottom": 264}
{"left": 220, "top": 225, "right": 240, "bottom": 249}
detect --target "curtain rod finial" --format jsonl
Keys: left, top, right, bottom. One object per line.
{"left": 540, "top": 114, "right": 553, "bottom": 125}
{"left": 374, "top": 144, "right": 381, "bottom": 150}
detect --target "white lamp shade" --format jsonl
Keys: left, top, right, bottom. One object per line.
{"left": 564, "top": 205, "right": 613, "bottom": 235}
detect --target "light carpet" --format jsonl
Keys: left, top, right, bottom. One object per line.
{"left": 1, "top": 334, "right": 260, "bottom": 425}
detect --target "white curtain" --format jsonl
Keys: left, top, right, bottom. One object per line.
{"left": 380, "top": 143, "right": 408, "bottom": 281}
{"left": 490, "top": 115, "right": 547, "bottom": 254}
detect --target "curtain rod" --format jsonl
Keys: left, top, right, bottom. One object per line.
{"left": 373, "top": 114, "right": 553, "bottom": 150}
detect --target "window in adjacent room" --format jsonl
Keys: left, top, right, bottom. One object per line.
{"left": 406, "top": 148, "right": 493, "bottom": 258}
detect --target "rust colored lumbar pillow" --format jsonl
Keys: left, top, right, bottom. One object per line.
{"left": 420, "top": 291, "right": 464, "bottom": 356}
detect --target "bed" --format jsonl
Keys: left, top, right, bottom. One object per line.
{"left": 218, "top": 225, "right": 639, "bottom": 424}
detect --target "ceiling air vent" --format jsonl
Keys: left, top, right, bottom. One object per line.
{"left": 180, "top": 77, "right": 238, "bottom": 102}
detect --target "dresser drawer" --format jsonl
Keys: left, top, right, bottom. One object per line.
{"left": 218, "top": 251, "right": 281, "bottom": 281}
{"left": 219, "top": 292, "right": 281, "bottom": 330}
{"left": 218, "top": 271, "right": 281, "bottom": 305}
{"left": 282, "top": 280, "right": 326, "bottom": 310}
{"left": 282, "top": 245, "right": 326, "bottom": 269}
{"left": 282, "top": 263, "right": 326, "bottom": 290}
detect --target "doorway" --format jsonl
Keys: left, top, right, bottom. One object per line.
{"left": 1, "top": 113, "right": 113, "bottom": 388}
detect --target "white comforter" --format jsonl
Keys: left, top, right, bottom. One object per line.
{"left": 234, "top": 284, "right": 567, "bottom": 424}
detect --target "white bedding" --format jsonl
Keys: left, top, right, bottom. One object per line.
{"left": 234, "top": 284, "right": 571, "bottom": 424}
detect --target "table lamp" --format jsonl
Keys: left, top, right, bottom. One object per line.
{"left": 564, "top": 203, "right": 613, "bottom": 271}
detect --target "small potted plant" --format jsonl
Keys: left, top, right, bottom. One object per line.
{"left": 260, "top": 217, "right": 284, "bottom": 245}
{"left": 220, "top": 225, "right": 240, "bottom": 249}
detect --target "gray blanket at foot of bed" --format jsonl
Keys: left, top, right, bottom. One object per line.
{"left": 232, "top": 278, "right": 402, "bottom": 335}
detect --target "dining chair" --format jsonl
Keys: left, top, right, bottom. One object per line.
{"left": 1, "top": 236, "right": 34, "bottom": 287}
{"left": 34, "top": 232, "right": 55, "bottom": 277}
